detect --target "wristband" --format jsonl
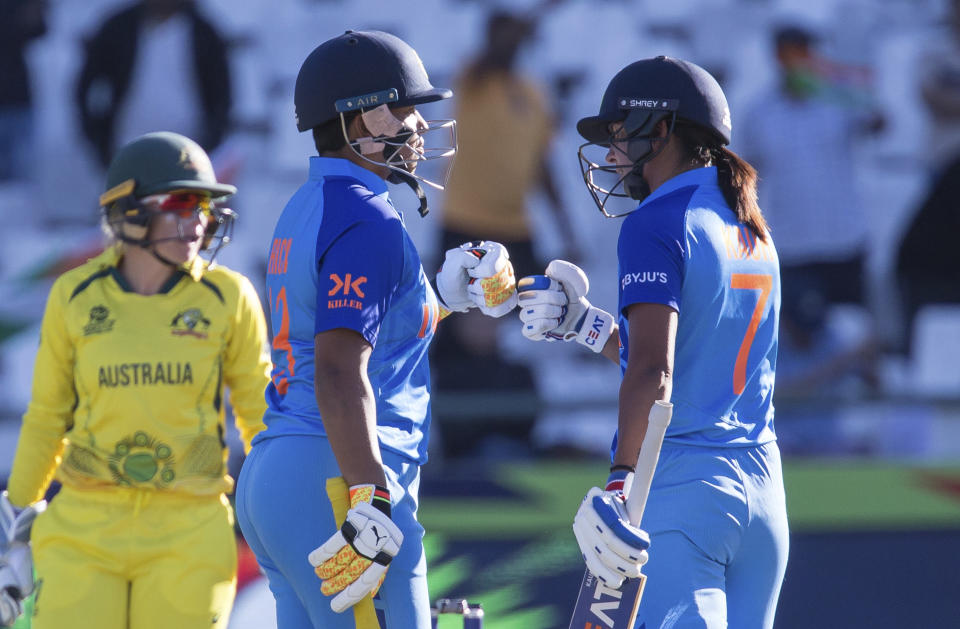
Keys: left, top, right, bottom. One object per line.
{"left": 574, "top": 307, "right": 615, "bottom": 353}
{"left": 605, "top": 468, "right": 632, "bottom": 493}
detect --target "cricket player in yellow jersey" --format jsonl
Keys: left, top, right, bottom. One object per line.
{"left": 4, "top": 132, "right": 271, "bottom": 629}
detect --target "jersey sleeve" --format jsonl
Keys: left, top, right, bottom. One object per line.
{"left": 223, "top": 274, "right": 271, "bottom": 453}
{"left": 315, "top": 216, "right": 404, "bottom": 346}
{"left": 8, "top": 280, "right": 74, "bottom": 506}
{"left": 617, "top": 205, "right": 686, "bottom": 314}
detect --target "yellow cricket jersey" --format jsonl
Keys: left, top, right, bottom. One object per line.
{"left": 8, "top": 247, "right": 271, "bottom": 505}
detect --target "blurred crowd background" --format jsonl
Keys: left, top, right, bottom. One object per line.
{"left": 0, "top": 0, "right": 958, "bottom": 624}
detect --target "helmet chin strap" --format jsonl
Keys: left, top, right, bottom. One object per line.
{"left": 147, "top": 243, "right": 185, "bottom": 269}
{"left": 114, "top": 221, "right": 198, "bottom": 269}
{"left": 349, "top": 105, "right": 432, "bottom": 217}
{"left": 388, "top": 169, "right": 429, "bottom": 217}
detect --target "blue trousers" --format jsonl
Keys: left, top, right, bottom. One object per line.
{"left": 635, "top": 442, "right": 789, "bottom": 629}
{"left": 236, "top": 435, "right": 429, "bottom": 629}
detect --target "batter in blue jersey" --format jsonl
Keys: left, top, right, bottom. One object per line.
{"left": 236, "top": 31, "right": 518, "bottom": 629}
{"left": 519, "top": 57, "right": 788, "bottom": 629}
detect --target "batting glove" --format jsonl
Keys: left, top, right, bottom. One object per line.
{"left": 517, "top": 260, "right": 614, "bottom": 352}
{"left": 572, "top": 470, "right": 650, "bottom": 589}
{"left": 435, "top": 241, "right": 518, "bottom": 319}
{"left": 308, "top": 485, "right": 403, "bottom": 614}
{"left": 0, "top": 492, "right": 46, "bottom": 628}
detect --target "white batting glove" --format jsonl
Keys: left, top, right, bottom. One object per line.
{"left": 517, "top": 260, "right": 614, "bottom": 352}
{"left": 308, "top": 485, "right": 403, "bottom": 614}
{"left": 465, "top": 241, "right": 517, "bottom": 318}
{"left": 0, "top": 492, "right": 46, "bottom": 628}
{"left": 435, "top": 241, "right": 518, "bottom": 318}
{"left": 572, "top": 471, "right": 650, "bottom": 589}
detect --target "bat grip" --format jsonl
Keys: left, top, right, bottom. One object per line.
{"left": 624, "top": 400, "right": 673, "bottom": 526}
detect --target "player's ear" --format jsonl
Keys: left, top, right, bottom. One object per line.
{"left": 654, "top": 119, "right": 670, "bottom": 139}
{"left": 349, "top": 113, "right": 372, "bottom": 140}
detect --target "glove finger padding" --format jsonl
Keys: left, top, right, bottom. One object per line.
{"left": 517, "top": 275, "right": 570, "bottom": 340}
{"left": 308, "top": 487, "right": 403, "bottom": 614}
{"left": 330, "top": 563, "right": 389, "bottom": 613}
{"left": 572, "top": 487, "right": 650, "bottom": 589}
{"left": 541, "top": 260, "right": 615, "bottom": 352}
{"left": 545, "top": 260, "right": 589, "bottom": 303}
{"left": 580, "top": 502, "right": 649, "bottom": 572}
{"left": 466, "top": 242, "right": 517, "bottom": 317}
{"left": 573, "top": 516, "right": 628, "bottom": 589}
{"left": 435, "top": 246, "right": 482, "bottom": 313}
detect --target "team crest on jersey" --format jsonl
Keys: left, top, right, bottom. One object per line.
{"left": 108, "top": 431, "right": 176, "bottom": 486}
{"left": 83, "top": 305, "right": 114, "bottom": 336}
{"left": 171, "top": 308, "right": 211, "bottom": 338}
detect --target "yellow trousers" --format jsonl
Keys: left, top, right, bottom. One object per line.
{"left": 30, "top": 487, "right": 237, "bottom": 629}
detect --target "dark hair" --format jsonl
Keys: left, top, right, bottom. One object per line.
{"left": 674, "top": 122, "right": 769, "bottom": 242}
{"left": 311, "top": 112, "right": 359, "bottom": 155}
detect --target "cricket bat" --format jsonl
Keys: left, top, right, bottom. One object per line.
{"left": 568, "top": 400, "right": 673, "bottom": 629}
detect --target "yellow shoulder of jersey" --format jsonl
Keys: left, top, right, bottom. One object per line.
{"left": 49, "top": 247, "right": 123, "bottom": 300}
{"left": 200, "top": 263, "right": 260, "bottom": 305}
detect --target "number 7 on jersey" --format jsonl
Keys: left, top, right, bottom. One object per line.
{"left": 730, "top": 273, "right": 772, "bottom": 395}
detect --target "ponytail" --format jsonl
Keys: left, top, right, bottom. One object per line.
{"left": 713, "top": 146, "right": 769, "bottom": 242}
{"left": 674, "top": 124, "right": 769, "bottom": 242}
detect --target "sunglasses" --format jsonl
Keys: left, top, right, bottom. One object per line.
{"left": 140, "top": 191, "right": 214, "bottom": 218}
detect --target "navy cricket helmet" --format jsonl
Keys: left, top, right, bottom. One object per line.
{"left": 577, "top": 56, "right": 731, "bottom": 146}
{"left": 294, "top": 30, "right": 452, "bottom": 132}
{"left": 576, "top": 56, "right": 732, "bottom": 216}
{"left": 293, "top": 30, "right": 457, "bottom": 217}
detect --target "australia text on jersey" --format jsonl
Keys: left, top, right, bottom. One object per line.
{"left": 99, "top": 362, "right": 194, "bottom": 387}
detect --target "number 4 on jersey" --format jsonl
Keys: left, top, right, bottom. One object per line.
{"left": 268, "top": 285, "right": 295, "bottom": 395}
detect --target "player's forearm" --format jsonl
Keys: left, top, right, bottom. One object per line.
{"left": 8, "top": 416, "right": 66, "bottom": 506}
{"left": 314, "top": 366, "right": 387, "bottom": 488}
{"left": 614, "top": 365, "right": 671, "bottom": 469}
{"left": 227, "top": 376, "right": 269, "bottom": 453}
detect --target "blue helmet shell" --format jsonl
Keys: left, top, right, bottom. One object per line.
{"left": 577, "top": 56, "right": 731, "bottom": 146}
{"left": 294, "top": 30, "right": 452, "bottom": 132}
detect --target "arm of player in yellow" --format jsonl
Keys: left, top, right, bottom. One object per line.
{"left": 8, "top": 281, "right": 74, "bottom": 507}
{"left": 223, "top": 275, "right": 271, "bottom": 453}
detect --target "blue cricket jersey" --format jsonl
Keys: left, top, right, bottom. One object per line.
{"left": 254, "top": 157, "right": 439, "bottom": 464}
{"left": 616, "top": 166, "right": 780, "bottom": 448}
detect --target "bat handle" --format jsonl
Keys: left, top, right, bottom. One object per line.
{"left": 624, "top": 400, "right": 673, "bottom": 527}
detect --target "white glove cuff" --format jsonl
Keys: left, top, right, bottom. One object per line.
{"left": 574, "top": 306, "right": 615, "bottom": 353}
{"left": 0, "top": 545, "right": 35, "bottom": 598}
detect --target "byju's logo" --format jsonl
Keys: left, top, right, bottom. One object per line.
{"left": 621, "top": 271, "right": 668, "bottom": 290}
